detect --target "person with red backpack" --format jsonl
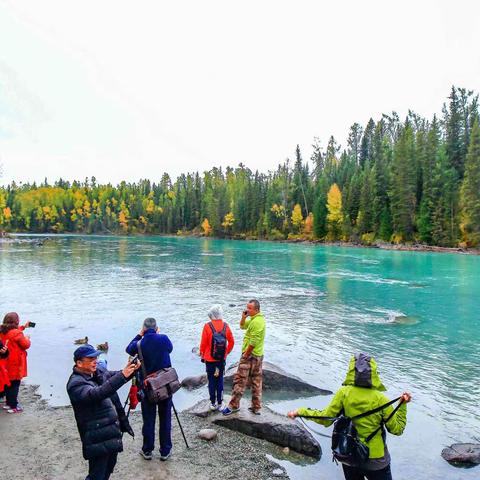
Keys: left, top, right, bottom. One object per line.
{"left": 199, "top": 305, "right": 234, "bottom": 411}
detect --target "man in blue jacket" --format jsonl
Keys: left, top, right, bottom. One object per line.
{"left": 126, "top": 317, "right": 173, "bottom": 461}
{"left": 67, "top": 344, "right": 140, "bottom": 480}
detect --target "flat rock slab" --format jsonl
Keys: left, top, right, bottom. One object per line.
{"left": 181, "top": 374, "right": 208, "bottom": 390}
{"left": 442, "top": 443, "right": 480, "bottom": 465}
{"left": 224, "top": 360, "right": 332, "bottom": 395}
{"left": 186, "top": 398, "right": 321, "bottom": 458}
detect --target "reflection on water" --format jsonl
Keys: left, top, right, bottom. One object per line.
{"left": 1, "top": 235, "right": 479, "bottom": 479}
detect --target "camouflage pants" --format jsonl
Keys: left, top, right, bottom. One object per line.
{"left": 229, "top": 355, "right": 263, "bottom": 410}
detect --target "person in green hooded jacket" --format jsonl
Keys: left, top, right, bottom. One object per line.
{"left": 287, "top": 353, "right": 411, "bottom": 480}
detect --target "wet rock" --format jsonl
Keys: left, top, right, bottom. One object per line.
{"left": 181, "top": 374, "right": 207, "bottom": 390}
{"left": 224, "top": 360, "right": 332, "bottom": 395}
{"left": 389, "top": 314, "right": 420, "bottom": 325}
{"left": 198, "top": 428, "right": 218, "bottom": 441}
{"left": 186, "top": 398, "right": 321, "bottom": 458}
{"left": 441, "top": 443, "right": 480, "bottom": 465}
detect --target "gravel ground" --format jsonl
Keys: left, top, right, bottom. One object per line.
{"left": 0, "top": 385, "right": 290, "bottom": 480}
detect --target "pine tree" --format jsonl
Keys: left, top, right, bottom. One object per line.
{"left": 357, "top": 169, "right": 375, "bottom": 234}
{"left": 431, "top": 146, "right": 459, "bottom": 246}
{"left": 313, "top": 176, "right": 328, "bottom": 239}
{"left": 390, "top": 122, "right": 417, "bottom": 241}
{"left": 460, "top": 120, "right": 480, "bottom": 246}
{"left": 445, "top": 86, "right": 465, "bottom": 178}
{"left": 359, "top": 118, "right": 375, "bottom": 168}
{"left": 347, "top": 123, "right": 363, "bottom": 166}
{"left": 310, "top": 137, "right": 324, "bottom": 181}
{"left": 371, "top": 121, "right": 391, "bottom": 237}
{"left": 292, "top": 145, "right": 309, "bottom": 216}
{"left": 417, "top": 117, "right": 439, "bottom": 243}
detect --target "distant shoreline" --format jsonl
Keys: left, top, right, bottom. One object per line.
{"left": 2, "top": 231, "right": 480, "bottom": 255}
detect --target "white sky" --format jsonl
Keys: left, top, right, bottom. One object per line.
{"left": 0, "top": 0, "right": 479, "bottom": 185}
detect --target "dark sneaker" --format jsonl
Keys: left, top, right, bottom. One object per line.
{"left": 248, "top": 407, "right": 261, "bottom": 415}
{"left": 160, "top": 451, "right": 172, "bottom": 461}
{"left": 222, "top": 406, "right": 240, "bottom": 416}
{"left": 140, "top": 450, "right": 153, "bottom": 460}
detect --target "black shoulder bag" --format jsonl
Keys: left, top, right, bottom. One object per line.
{"left": 299, "top": 396, "right": 404, "bottom": 465}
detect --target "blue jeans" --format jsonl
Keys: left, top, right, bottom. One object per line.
{"left": 205, "top": 361, "right": 225, "bottom": 405}
{"left": 141, "top": 397, "right": 172, "bottom": 456}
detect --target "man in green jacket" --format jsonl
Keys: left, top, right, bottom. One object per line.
{"left": 222, "top": 299, "right": 266, "bottom": 416}
{"left": 288, "top": 353, "right": 411, "bottom": 480}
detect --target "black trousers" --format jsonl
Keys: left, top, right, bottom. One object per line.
{"left": 5, "top": 379, "right": 21, "bottom": 408}
{"left": 342, "top": 464, "right": 393, "bottom": 480}
{"left": 86, "top": 452, "right": 118, "bottom": 480}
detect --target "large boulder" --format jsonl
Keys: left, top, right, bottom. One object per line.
{"left": 224, "top": 360, "right": 332, "bottom": 395}
{"left": 441, "top": 443, "right": 480, "bottom": 465}
{"left": 181, "top": 374, "right": 208, "bottom": 390}
{"left": 186, "top": 398, "right": 321, "bottom": 458}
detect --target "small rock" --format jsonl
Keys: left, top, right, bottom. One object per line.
{"left": 191, "top": 347, "right": 200, "bottom": 355}
{"left": 282, "top": 447, "right": 290, "bottom": 454}
{"left": 229, "top": 304, "right": 236, "bottom": 307}
{"left": 272, "top": 468, "right": 284, "bottom": 477}
{"left": 198, "top": 428, "right": 218, "bottom": 441}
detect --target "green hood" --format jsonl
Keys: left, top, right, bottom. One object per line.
{"left": 342, "top": 353, "right": 386, "bottom": 391}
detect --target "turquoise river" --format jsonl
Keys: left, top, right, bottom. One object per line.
{"left": 0, "top": 235, "right": 479, "bottom": 479}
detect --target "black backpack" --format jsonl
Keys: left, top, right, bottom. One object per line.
{"left": 209, "top": 322, "right": 228, "bottom": 361}
{"left": 300, "top": 396, "right": 403, "bottom": 465}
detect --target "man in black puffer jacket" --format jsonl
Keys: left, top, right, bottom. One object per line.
{"left": 67, "top": 344, "right": 140, "bottom": 480}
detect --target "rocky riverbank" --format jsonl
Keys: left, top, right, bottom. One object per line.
{"left": 0, "top": 384, "right": 290, "bottom": 480}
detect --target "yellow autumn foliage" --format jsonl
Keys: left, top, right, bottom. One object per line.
{"left": 201, "top": 218, "right": 212, "bottom": 236}
{"left": 291, "top": 204, "right": 304, "bottom": 232}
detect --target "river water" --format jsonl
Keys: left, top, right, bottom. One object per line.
{"left": 0, "top": 235, "right": 479, "bottom": 479}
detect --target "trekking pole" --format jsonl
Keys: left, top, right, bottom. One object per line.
{"left": 172, "top": 401, "right": 190, "bottom": 449}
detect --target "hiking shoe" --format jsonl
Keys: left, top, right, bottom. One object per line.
{"left": 222, "top": 406, "right": 239, "bottom": 416}
{"left": 217, "top": 402, "right": 226, "bottom": 411}
{"left": 2, "top": 405, "right": 11, "bottom": 410}
{"left": 248, "top": 407, "right": 261, "bottom": 415}
{"left": 160, "top": 451, "right": 172, "bottom": 461}
{"left": 7, "top": 407, "right": 23, "bottom": 414}
{"left": 139, "top": 450, "right": 153, "bottom": 460}
{"left": 209, "top": 403, "right": 217, "bottom": 411}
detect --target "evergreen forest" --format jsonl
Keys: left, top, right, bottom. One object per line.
{"left": 1, "top": 86, "right": 480, "bottom": 247}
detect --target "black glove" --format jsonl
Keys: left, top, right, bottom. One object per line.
{"left": 120, "top": 418, "right": 135, "bottom": 438}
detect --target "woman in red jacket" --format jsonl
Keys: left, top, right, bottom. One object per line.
{"left": 0, "top": 339, "right": 10, "bottom": 401}
{"left": 0, "top": 312, "right": 31, "bottom": 413}
{"left": 199, "top": 305, "right": 234, "bottom": 411}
